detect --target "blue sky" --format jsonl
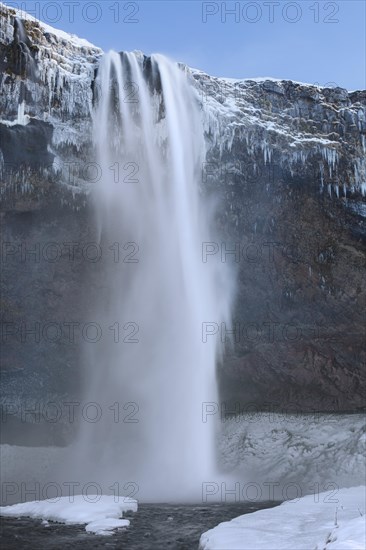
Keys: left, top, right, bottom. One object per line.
{"left": 8, "top": 0, "right": 366, "bottom": 89}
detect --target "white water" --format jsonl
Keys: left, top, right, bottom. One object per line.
{"left": 74, "top": 51, "right": 234, "bottom": 501}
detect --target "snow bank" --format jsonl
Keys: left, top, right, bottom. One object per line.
{"left": 199, "top": 486, "right": 366, "bottom": 550}
{"left": 219, "top": 413, "right": 366, "bottom": 490}
{"left": 0, "top": 494, "right": 137, "bottom": 536}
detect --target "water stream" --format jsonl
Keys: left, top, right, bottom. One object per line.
{"left": 73, "top": 51, "right": 234, "bottom": 502}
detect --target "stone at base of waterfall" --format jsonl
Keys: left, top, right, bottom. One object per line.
{"left": 0, "top": 495, "right": 138, "bottom": 536}
{"left": 199, "top": 486, "right": 366, "bottom": 550}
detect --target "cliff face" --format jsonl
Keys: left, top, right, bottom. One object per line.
{"left": 0, "top": 4, "right": 365, "bottom": 443}
{"left": 195, "top": 73, "right": 366, "bottom": 413}
{"left": 0, "top": 2, "right": 101, "bottom": 212}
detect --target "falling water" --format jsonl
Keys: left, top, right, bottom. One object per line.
{"left": 76, "top": 51, "right": 233, "bottom": 501}
{"left": 14, "top": 18, "right": 38, "bottom": 80}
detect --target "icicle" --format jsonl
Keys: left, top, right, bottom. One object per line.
{"left": 319, "top": 164, "right": 324, "bottom": 188}
{"left": 17, "top": 101, "right": 26, "bottom": 124}
{"left": 321, "top": 147, "right": 338, "bottom": 179}
{"left": 261, "top": 140, "right": 272, "bottom": 164}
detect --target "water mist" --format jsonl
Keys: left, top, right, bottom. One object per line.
{"left": 76, "top": 51, "right": 234, "bottom": 502}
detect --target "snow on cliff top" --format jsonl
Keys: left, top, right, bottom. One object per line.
{"left": 216, "top": 75, "right": 318, "bottom": 87}
{"left": 1, "top": 2, "right": 358, "bottom": 90}
{"left": 0, "top": 1, "right": 102, "bottom": 51}
{"left": 190, "top": 68, "right": 343, "bottom": 90}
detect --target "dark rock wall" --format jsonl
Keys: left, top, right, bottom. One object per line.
{"left": 213, "top": 165, "right": 365, "bottom": 412}
{"left": 0, "top": 5, "right": 365, "bottom": 445}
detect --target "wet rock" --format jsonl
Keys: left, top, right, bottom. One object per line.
{"left": 0, "top": 4, "right": 365, "bottom": 443}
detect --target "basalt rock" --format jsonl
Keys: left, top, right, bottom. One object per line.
{"left": 0, "top": 4, "right": 365, "bottom": 444}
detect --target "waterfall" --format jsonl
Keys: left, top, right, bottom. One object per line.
{"left": 76, "top": 51, "right": 233, "bottom": 501}
{"left": 14, "top": 18, "right": 38, "bottom": 80}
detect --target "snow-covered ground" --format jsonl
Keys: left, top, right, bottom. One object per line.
{"left": 0, "top": 494, "right": 137, "bottom": 536}
{"left": 0, "top": 414, "right": 365, "bottom": 543}
{"left": 200, "top": 486, "right": 366, "bottom": 550}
